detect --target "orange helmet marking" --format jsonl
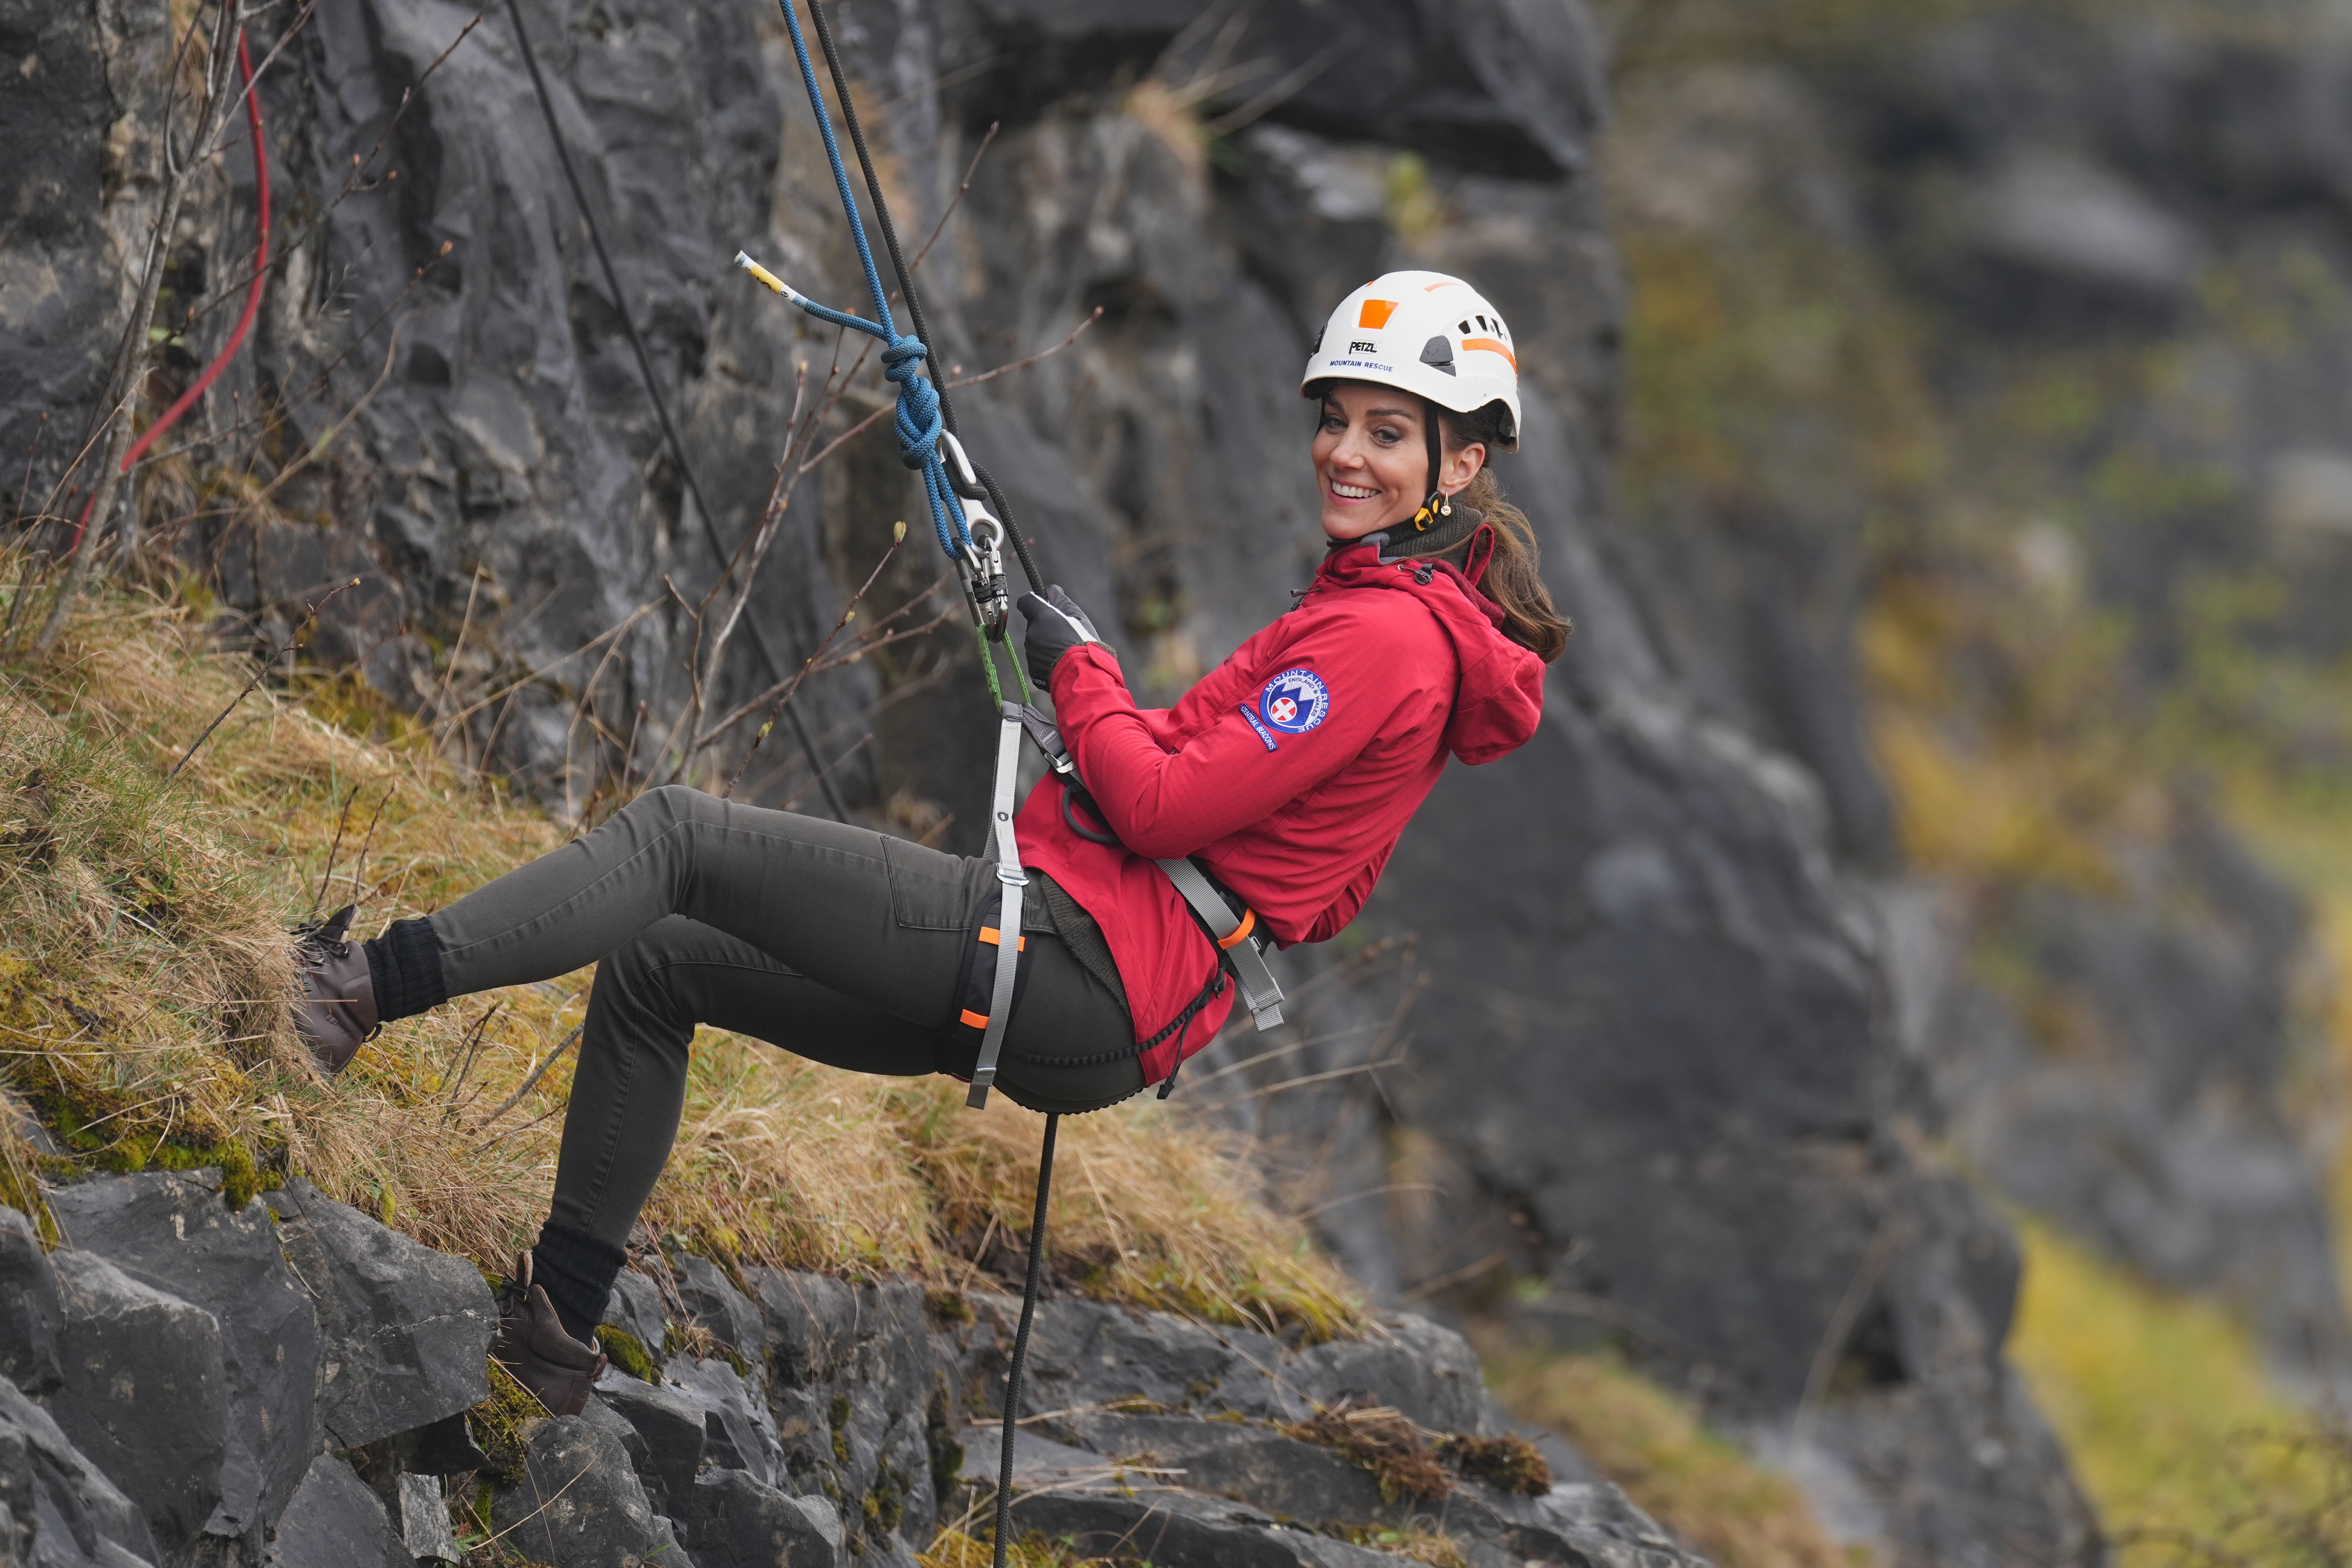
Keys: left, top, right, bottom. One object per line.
{"left": 1462, "top": 336, "right": 1517, "bottom": 370}
{"left": 1357, "top": 299, "right": 1400, "bottom": 330}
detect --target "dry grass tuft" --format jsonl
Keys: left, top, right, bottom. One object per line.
{"left": 0, "top": 565, "right": 1359, "bottom": 1335}
{"left": 1285, "top": 1405, "right": 1456, "bottom": 1504}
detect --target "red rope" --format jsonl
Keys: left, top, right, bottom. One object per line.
{"left": 70, "top": 29, "right": 270, "bottom": 550}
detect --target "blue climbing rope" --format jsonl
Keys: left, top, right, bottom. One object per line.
{"left": 766, "top": 0, "right": 968, "bottom": 562}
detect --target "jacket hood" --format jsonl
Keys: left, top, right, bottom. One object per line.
{"left": 1314, "top": 541, "right": 1547, "bottom": 764}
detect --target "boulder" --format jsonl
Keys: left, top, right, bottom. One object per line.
{"left": 593, "top": 1375, "right": 705, "bottom": 1515}
{"left": 1059, "top": 1413, "right": 1404, "bottom": 1528}
{"left": 688, "top": 1471, "right": 844, "bottom": 1568}
{"left": 45, "top": 1251, "right": 226, "bottom": 1551}
{"left": 46, "top": 1172, "right": 318, "bottom": 1535}
{"left": 663, "top": 1358, "right": 781, "bottom": 1491}
{"left": 0, "top": 1208, "right": 61, "bottom": 1397}
{"left": 600, "top": 1271, "right": 669, "bottom": 1367}
{"left": 748, "top": 1270, "right": 856, "bottom": 1391}
{"left": 264, "top": 1179, "right": 496, "bottom": 1448}
{"left": 670, "top": 1255, "right": 765, "bottom": 1364}
{"left": 1288, "top": 1316, "right": 1491, "bottom": 1434}
{"left": 262, "top": 1454, "right": 407, "bottom": 1568}
{"left": 396, "top": 1473, "right": 459, "bottom": 1565}
{"left": 0, "top": 1377, "right": 158, "bottom": 1568}
{"left": 488, "top": 1415, "right": 695, "bottom": 1568}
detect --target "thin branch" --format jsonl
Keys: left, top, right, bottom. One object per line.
{"left": 716, "top": 527, "right": 905, "bottom": 797}
{"left": 164, "top": 577, "right": 359, "bottom": 783}
{"left": 473, "top": 1024, "right": 581, "bottom": 1128}
{"left": 309, "top": 785, "right": 361, "bottom": 919}
{"left": 903, "top": 121, "right": 999, "bottom": 281}
{"left": 944, "top": 307, "right": 1103, "bottom": 390}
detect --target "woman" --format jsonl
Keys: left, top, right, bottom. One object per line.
{"left": 293, "top": 270, "right": 1568, "bottom": 1415}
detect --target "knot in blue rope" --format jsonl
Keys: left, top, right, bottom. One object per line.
{"left": 882, "top": 335, "right": 942, "bottom": 474}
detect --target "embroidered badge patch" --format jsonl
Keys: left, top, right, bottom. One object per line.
{"left": 1258, "top": 668, "right": 1331, "bottom": 736}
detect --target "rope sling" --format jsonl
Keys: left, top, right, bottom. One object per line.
{"left": 744, "top": 5, "right": 1289, "bottom": 1557}
{"left": 747, "top": 4, "right": 1055, "bottom": 1559}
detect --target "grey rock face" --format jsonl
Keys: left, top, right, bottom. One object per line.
{"left": 261, "top": 1454, "right": 406, "bottom": 1568}
{"left": 46, "top": 1251, "right": 228, "bottom": 1552}
{"left": 592, "top": 1375, "right": 705, "bottom": 1516}
{"left": 265, "top": 1179, "right": 495, "bottom": 1449}
{"left": 750, "top": 1270, "right": 941, "bottom": 1553}
{"left": 0, "top": 0, "right": 171, "bottom": 496}
{"left": 0, "top": 1209, "right": 62, "bottom": 1398}
{"left": 0, "top": 1378, "right": 158, "bottom": 1568}
{"left": 488, "top": 1416, "right": 693, "bottom": 1568}
{"left": 687, "top": 1470, "right": 843, "bottom": 1568}
{"left": 46, "top": 1172, "right": 318, "bottom": 1538}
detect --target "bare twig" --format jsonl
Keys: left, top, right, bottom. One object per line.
{"left": 944, "top": 307, "right": 1103, "bottom": 390}
{"left": 347, "top": 787, "right": 392, "bottom": 907}
{"left": 440, "top": 1003, "right": 505, "bottom": 1113}
{"left": 717, "top": 526, "right": 905, "bottom": 798}
{"left": 473, "top": 1024, "right": 581, "bottom": 1129}
{"left": 164, "top": 577, "right": 360, "bottom": 783}
{"left": 309, "top": 785, "right": 362, "bottom": 919}
{"left": 903, "top": 122, "right": 999, "bottom": 281}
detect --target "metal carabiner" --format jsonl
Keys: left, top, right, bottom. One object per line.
{"left": 964, "top": 514, "right": 1010, "bottom": 637}
{"left": 939, "top": 431, "right": 1010, "bottom": 634}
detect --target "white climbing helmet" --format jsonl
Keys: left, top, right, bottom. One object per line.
{"left": 1299, "top": 270, "right": 1520, "bottom": 450}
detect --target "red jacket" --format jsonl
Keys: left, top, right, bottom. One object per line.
{"left": 1016, "top": 539, "right": 1549, "bottom": 1084}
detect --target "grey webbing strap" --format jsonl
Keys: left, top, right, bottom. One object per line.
{"left": 967, "top": 701, "right": 1029, "bottom": 1108}
{"left": 1156, "top": 857, "right": 1285, "bottom": 1031}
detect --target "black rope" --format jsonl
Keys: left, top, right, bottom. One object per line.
{"left": 799, "top": 0, "right": 1050, "bottom": 597}
{"left": 504, "top": 0, "right": 849, "bottom": 821}
{"left": 994, "top": 1112, "right": 1058, "bottom": 1568}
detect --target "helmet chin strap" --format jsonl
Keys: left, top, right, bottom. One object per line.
{"left": 1411, "top": 397, "right": 1451, "bottom": 531}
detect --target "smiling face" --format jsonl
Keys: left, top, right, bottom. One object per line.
{"left": 1310, "top": 382, "right": 1485, "bottom": 541}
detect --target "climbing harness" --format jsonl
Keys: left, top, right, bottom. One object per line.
{"left": 745, "top": 4, "right": 1287, "bottom": 1558}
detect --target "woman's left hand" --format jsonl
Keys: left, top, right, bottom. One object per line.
{"left": 1019, "top": 587, "right": 1112, "bottom": 693}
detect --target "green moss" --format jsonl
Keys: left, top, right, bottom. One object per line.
{"left": 596, "top": 1325, "right": 658, "bottom": 1383}
{"left": 926, "top": 1384, "right": 965, "bottom": 1508}
{"left": 467, "top": 1361, "right": 545, "bottom": 1486}
{"left": 830, "top": 1395, "right": 854, "bottom": 1465}
{"left": 863, "top": 1461, "right": 906, "bottom": 1534}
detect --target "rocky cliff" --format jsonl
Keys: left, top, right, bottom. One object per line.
{"left": 0, "top": 1171, "right": 1701, "bottom": 1568}
{"left": 0, "top": 0, "right": 2229, "bottom": 1563}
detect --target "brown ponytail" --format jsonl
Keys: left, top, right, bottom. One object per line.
{"left": 1441, "top": 406, "right": 1572, "bottom": 664}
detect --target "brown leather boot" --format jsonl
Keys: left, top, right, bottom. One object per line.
{"left": 293, "top": 905, "right": 379, "bottom": 1074}
{"left": 491, "top": 1251, "right": 607, "bottom": 1418}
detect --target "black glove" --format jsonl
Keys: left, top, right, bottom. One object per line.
{"left": 1018, "top": 586, "right": 1109, "bottom": 694}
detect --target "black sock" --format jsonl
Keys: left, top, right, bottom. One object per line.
{"left": 363, "top": 917, "right": 448, "bottom": 1022}
{"left": 530, "top": 1221, "right": 626, "bottom": 1346}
